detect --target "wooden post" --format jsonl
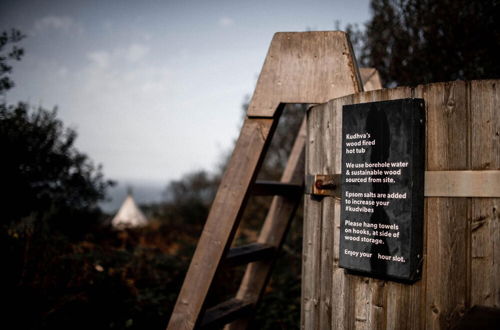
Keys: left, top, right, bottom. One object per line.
{"left": 304, "top": 80, "right": 500, "bottom": 329}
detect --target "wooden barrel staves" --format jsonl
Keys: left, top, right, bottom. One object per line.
{"left": 303, "top": 80, "right": 500, "bottom": 329}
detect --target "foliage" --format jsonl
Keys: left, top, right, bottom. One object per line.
{"left": 0, "top": 103, "right": 112, "bottom": 234}
{"left": 359, "top": 0, "right": 500, "bottom": 86}
{"left": 0, "top": 27, "right": 191, "bottom": 329}
{"left": 1, "top": 28, "right": 112, "bottom": 235}
{"left": 0, "top": 29, "right": 24, "bottom": 95}
{"left": 163, "top": 171, "right": 218, "bottom": 221}
{"left": 151, "top": 171, "right": 219, "bottom": 237}
{"left": 1, "top": 28, "right": 129, "bottom": 329}
{"left": 3, "top": 224, "right": 191, "bottom": 330}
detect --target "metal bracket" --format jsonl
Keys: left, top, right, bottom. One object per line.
{"left": 305, "top": 174, "right": 341, "bottom": 198}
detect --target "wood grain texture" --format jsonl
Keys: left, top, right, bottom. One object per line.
{"left": 303, "top": 105, "right": 328, "bottom": 330}
{"left": 305, "top": 80, "right": 499, "bottom": 329}
{"left": 422, "top": 81, "right": 470, "bottom": 329}
{"left": 247, "top": 31, "right": 362, "bottom": 117}
{"left": 424, "top": 171, "right": 500, "bottom": 197}
{"left": 302, "top": 194, "right": 323, "bottom": 330}
{"left": 318, "top": 101, "right": 341, "bottom": 330}
{"left": 470, "top": 81, "right": 500, "bottom": 308}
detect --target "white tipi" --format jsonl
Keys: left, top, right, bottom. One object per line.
{"left": 111, "top": 191, "right": 148, "bottom": 228}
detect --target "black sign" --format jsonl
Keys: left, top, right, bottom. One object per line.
{"left": 339, "top": 99, "right": 425, "bottom": 282}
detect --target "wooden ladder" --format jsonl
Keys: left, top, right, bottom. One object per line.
{"left": 167, "top": 31, "right": 364, "bottom": 330}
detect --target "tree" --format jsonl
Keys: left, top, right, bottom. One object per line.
{"left": 0, "top": 103, "right": 112, "bottom": 229}
{"left": 160, "top": 170, "right": 218, "bottom": 228}
{"left": 360, "top": 0, "right": 500, "bottom": 87}
{"left": 0, "top": 29, "right": 24, "bottom": 95}
{"left": 0, "top": 29, "right": 112, "bottom": 233}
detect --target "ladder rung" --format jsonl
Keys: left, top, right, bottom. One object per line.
{"left": 200, "top": 298, "right": 254, "bottom": 328}
{"left": 252, "top": 180, "right": 303, "bottom": 196}
{"left": 225, "top": 243, "right": 276, "bottom": 266}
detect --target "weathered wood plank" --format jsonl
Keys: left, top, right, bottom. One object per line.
{"left": 318, "top": 100, "right": 341, "bottom": 330}
{"left": 424, "top": 170, "right": 500, "bottom": 197}
{"left": 302, "top": 195, "right": 322, "bottom": 330}
{"left": 168, "top": 118, "right": 277, "bottom": 330}
{"left": 421, "top": 81, "right": 470, "bottom": 329}
{"left": 471, "top": 198, "right": 500, "bottom": 305}
{"left": 470, "top": 80, "right": 500, "bottom": 308}
{"left": 248, "top": 31, "right": 362, "bottom": 117}
{"left": 302, "top": 109, "right": 325, "bottom": 330}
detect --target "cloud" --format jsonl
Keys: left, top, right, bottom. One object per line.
{"left": 57, "top": 66, "right": 69, "bottom": 78}
{"left": 87, "top": 51, "right": 110, "bottom": 68}
{"left": 126, "top": 44, "right": 150, "bottom": 63}
{"left": 218, "top": 17, "right": 234, "bottom": 27}
{"left": 33, "top": 15, "right": 83, "bottom": 35}
{"left": 87, "top": 43, "right": 149, "bottom": 68}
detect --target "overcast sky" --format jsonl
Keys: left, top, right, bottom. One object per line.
{"left": 1, "top": 0, "right": 371, "bottom": 188}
